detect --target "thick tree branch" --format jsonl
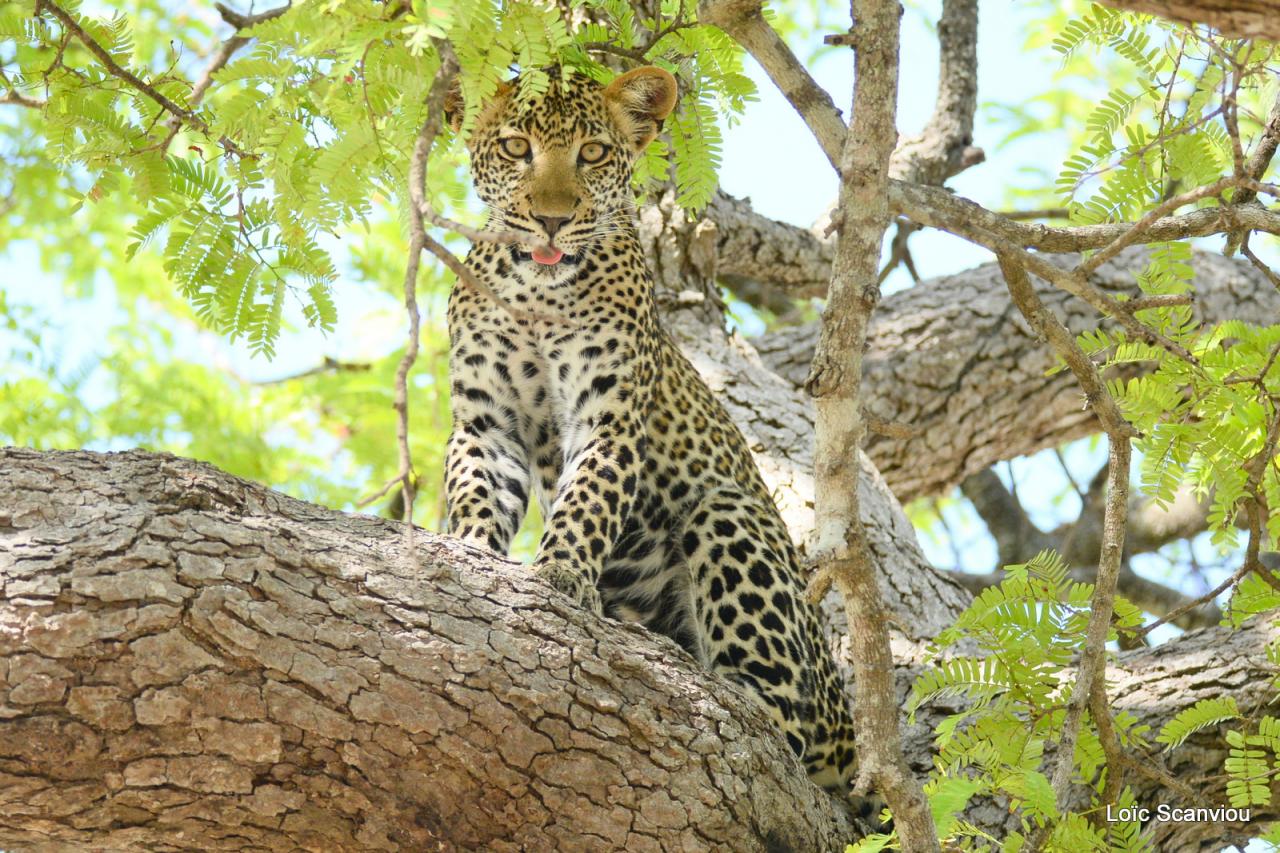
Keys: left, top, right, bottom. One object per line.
{"left": 3, "top": 450, "right": 1276, "bottom": 850}
{"left": 1095, "top": 0, "right": 1280, "bottom": 41}
{"left": 707, "top": 191, "right": 836, "bottom": 299}
{"left": 758, "top": 248, "right": 1280, "bottom": 501}
{"left": 0, "top": 448, "right": 857, "bottom": 851}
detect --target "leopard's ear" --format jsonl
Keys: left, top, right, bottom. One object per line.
{"left": 444, "top": 78, "right": 513, "bottom": 134}
{"left": 443, "top": 76, "right": 465, "bottom": 133}
{"left": 603, "top": 67, "right": 678, "bottom": 152}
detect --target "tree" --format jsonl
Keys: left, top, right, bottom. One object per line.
{"left": 0, "top": 0, "right": 1278, "bottom": 850}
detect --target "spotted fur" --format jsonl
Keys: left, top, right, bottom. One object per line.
{"left": 443, "top": 67, "right": 858, "bottom": 790}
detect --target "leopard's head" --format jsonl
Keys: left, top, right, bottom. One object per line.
{"left": 447, "top": 66, "right": 677, "bottom": 275}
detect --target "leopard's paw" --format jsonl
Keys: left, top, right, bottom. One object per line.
{"left": 533, "top": 561, "right": 603, "bottom": 616}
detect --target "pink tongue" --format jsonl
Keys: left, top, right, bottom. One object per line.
{"left": 531, "top": 246, "right": 564, "bottom": 265}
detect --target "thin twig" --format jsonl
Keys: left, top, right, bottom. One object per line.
{"left": 1126, "top": 294, "right": 1195, "bottom": 311}
{"left": 419, "top": 205, "right": 548, "bottom": 250}
{"left": 35, "top": 0, "right": 249, "bottom": 157}
{"left": 864, "top": 411, "right": 924, "bottom": 439}
{"left": 0, "top": 67, "right": 44, "bottom": 108}
{"left": 1241, "top": 242, "right": 1280, "bottom": 291}
{"left": 419, "top": 228, "right": 573, "bottom": 328}
{"left": 1088, "top": 683, "right": 1127, "bottom": 820}
{"left": 1133, "top": 560, "right": 1251, "bottom": 637}
{"left": 197, "top": 4, "right": 291, "bottom": 105}
{"left": 998, "top": 208, "right": 1071, "bottom": 221}
{"left": 256, "top": 357, "right": 373, "bottom": 386}
{"left": 356, "top": 43, "right": 459, "bottom": 525}
{"left": 999, "top": 254, "right": 1133, "bottom": 841}
{"left": 1119, "top": 750, "right": 1200, "bottom": 802}
{"left": 1076, "top": 176, "right": 1238, "bottom": 276}
{"left": 875, "top": 218, "right": 921, "bottom": 285}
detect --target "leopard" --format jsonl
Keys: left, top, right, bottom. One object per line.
{"left": 442, "top": 64, "right": 860, "bottom": 794}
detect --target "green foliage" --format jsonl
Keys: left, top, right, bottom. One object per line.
{"left": 1079, "top": 310, "right": 1280, "bottom": 549}
{"left": 1156, "top": 697, "right": 1240, "bottom": 749}
{"left": 1029, "top": 4, "right": 1280, "bottom": 556}
{"left": 890, "top": 551, "right": 1150, "bottom": 850}
{"left": 2, "top": 0, "right": 752, "bottom": 363}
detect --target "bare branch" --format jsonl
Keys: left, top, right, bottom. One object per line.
{"left": 0, "top": 90, "right": 43, "bottom": 108}
{"left": 888, "top": 179, "right": 1280, "bottom": 255}
{"left": 187, "top": 3, "right": 292, "bottom": 107}
{"left": 358, "top": 41, "right": 459, "bottom": 522}
{"left": 708, "top": 191, "right": 837, "bottom": 299}
{"left": 256, "top": 356, "right": 373, "bottom": 386}
{"left": 1226, "top": 89, "right": 1280, "bottom": 255}
{"left": 887, "top": 0, "right": 983, "bottom": 185}
{"left": 892, "top": 181, "right": 1204, "bottom": 365}
{"left": 795, "top": 0, "right": 937, "bottom": 842}
{"left": 696, "top": 0, "right": 847, "bottom": 171}
{"left": 0, "top": 67, "right": 43, "bottom": 108}
{"left": 1076, "top": 176, "right": 1237, "bottom": 275}
{"left": 1242, "top": 241, "right": 1280, "bottom": 290}
{"left": 999, "top": 208, "right": 1071, "bottom": 221}
{"left": 418, "top": 205, "right": 551, "bottom": 252}
{"left": 875, "top": 219, "right": 922, "bottom": 285}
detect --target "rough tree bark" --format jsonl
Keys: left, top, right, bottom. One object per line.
{"left": 3, "top": 449, "right": 1276, "bottom": 851}
{"left": 1096, "top": 0, "right": 1280, "bottom": 41}
{"left": 0, "top": 448, "right": 857, "bottom": 852}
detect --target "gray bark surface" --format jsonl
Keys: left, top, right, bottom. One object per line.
{"left": 756, "top": 248, "right": 1280, "bottom": 502}
{"left": 0, "top": 447, "right": 856, "bottom": 852}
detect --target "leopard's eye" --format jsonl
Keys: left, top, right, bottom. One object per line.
{"left": 578, "top": 142, "right": 609, "bottom": 164}
{"left": 498, "top": 137, "right": 530, "bottom": 160}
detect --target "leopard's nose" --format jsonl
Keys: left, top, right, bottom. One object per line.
{"left": 533, "top": 214, "right": 571, "bottom": 240}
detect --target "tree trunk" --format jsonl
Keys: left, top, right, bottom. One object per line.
{"left": 2, "top": 448, "right": 1276, "bottom": 850}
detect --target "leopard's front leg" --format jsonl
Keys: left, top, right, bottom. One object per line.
{"left": 534, "top": 339, "right": 652, "bottom": 614}
{"left": 444, "top": 283, "right": 539, "bottom": 555}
